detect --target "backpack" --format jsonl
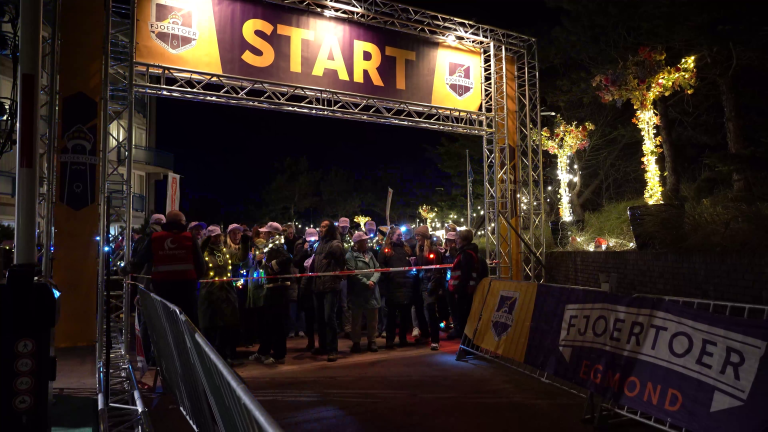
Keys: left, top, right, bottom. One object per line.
{"left": 465, "top": 249, "right": 489, "bottom": 282}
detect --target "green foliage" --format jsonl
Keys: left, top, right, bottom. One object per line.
{"left": 551, "top": 198, "right": 643, "bottom": 251}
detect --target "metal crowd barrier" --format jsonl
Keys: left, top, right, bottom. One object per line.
{"left": 137, "top": 286, "right": 282, "bottom": 432}
{"left": 456, "top": 284, "right": 768, "bottom": 432}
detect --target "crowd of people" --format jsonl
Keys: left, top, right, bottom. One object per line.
{"left": 129, "top": 210, "right": 483, "bottom": 366}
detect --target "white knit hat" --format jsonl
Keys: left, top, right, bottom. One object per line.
{"left": 150, "top": 214, "right": 166, "bottom": 224}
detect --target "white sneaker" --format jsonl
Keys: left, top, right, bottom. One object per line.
{"left": 412, "top": 328, "right": 420, "bottom": 338}
{"left": 431, "top": 343, "right": 440, "bottom": 351}
{"left": 262, "top": 357, "right": 276, "bottom": 365}
{"left": 248, "top": 353, "right": 265, "bottom": 361}
{"left": 298, "top": 331, "right": 306, "bottom": 338}
{"left": 288, "top": 333, "right": 295, "bottom": 338}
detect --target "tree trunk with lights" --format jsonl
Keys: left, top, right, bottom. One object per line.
{"left": 656, "top": 98, "right": 680, "bottom": 201}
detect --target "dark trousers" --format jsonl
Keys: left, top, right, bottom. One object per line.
{"left": 153, "top": 280, "right": 199, "bottom": 328}
{"left": 257, "top": 302, "right": 289, "bottom": 360}
{"left": 202, "top": 326, "right": 237, "bottom": 360}
{"left": 241, "top": 306, "right": 259, "bottom": 346}
{"left": 386, "top": 301, "right": 412, "bottom": 344}
{"left": 378, "top": 296, "right": 388, "bottom": 334}
{"left": 425, "top": 302, "right": 441, "bottom": 343}
{"left": 412, "top": 291, "right": 430, "bottom": 338}
{"left": 314, "top": 290, "right": 340, "bottom": 353}
{"left": 302, "top": 298, "right": 316, "bottom": 347}
{"left": 448, "top": 290, "right": 473, "bottom": 336}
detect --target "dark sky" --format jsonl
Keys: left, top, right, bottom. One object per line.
{"left": 155, "top": 0, "right": 554, "bottom": 224}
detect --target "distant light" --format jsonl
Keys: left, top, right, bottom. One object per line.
{"left": 95, "top": 236, "right": 100, "bottom": 241}
{"left": 103, "top": 246, "right": 110, "bottom": 251}
{"left": 445, "top": 34, "right": 457, "bottom": 45}
{"left": 400, "top": 226, "right": 407, "bottom": 231}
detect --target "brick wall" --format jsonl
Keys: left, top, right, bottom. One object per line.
{"left": 545, "top": 251, "right": 768, "bottom": 306}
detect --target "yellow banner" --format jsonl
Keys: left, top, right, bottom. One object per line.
{"left": 464, "top": 279, "right": 538, "bottom": 363}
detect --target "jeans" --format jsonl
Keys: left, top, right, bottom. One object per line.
{"left": 315, "top": 290, "right": 340, "bottom": 353}
{"left": 339, "top": 280, "right": 351, "bottom": 333}
{"left": 286, "top": 301, "right": 305, "bottom": 336}
{"left": 425, "top": 302, "right": 441, "bottom": 343}
{"left": 302, "top": 298, "right": 316, "bottom": 347}
{"left": 351, "top": 307, "right": 379, "bottom": 344}
{"left": 257, "top": 302, "right": 289, "bottom": 360}
{"left": 386, "top": 300, "right": 412, "bottom": 344}
{"left": 448, "top": 290, "right": 473, "bottom": 336}
{"left": 412, "top": 292, "right": 430, "bottom": 338}
{"left": 378, "top": 296, "right": 387, "bottom": 334}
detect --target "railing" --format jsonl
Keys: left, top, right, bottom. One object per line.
{"left": 132, "top": 146, "right": 174, "bottom": 171}
{"left": 110, "top": 192, "right": 146, "bottom": 213}
{"left": 137, "top": 284, "right": 282, "bottom": 432}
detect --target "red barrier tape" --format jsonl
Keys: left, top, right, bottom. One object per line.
{"left": 129, "top": 263, "right": 454, "bottom": 283}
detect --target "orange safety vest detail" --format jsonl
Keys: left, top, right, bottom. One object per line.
{"left": 151, "top": 231, "right": 197, "bottom": 281}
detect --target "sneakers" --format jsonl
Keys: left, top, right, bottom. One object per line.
{"left": 412, "top": 328, "right": 421, "bottom": 338}
{"left": 311, "top": 348, "right": 328, "bottom": 356}
{"left": 297, "top": 331, "right": 306, "bottom": 338}
{"left": 368, "top": 342, "right": 379, "bottom": 353}
{"left": 350, "top": 343, "right": 363, "bottom": 353}
{"left": 304, "top": 343, "right": 316, "bottom": 352}
{"left": 288, "top": 333, "right": 295, "bottom": 339}
{"left": 263, "top": 357, "right": 286, "bottom": 365}
{"left": 385, "top": 341, "right": 395, "bottom": 350}
{"left": 327, "top": 353, "right": 338, "bottom": 363}
{"left": 431, "top": 343, "right": 440, "bottom": 351}
{"left": 379, "top": 331, "right": 387, "bottom": 339}
{"left": 248, "top": 353, "right": 267, "bottom": 362}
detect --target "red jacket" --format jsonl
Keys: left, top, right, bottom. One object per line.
{"left": 151, "top": 231, "right": 197, "bottom": 281}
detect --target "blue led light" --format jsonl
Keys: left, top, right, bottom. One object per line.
{"left": 103, "top": 246, "right": 110, "bottom": 251}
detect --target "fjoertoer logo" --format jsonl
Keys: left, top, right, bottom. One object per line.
{"left": 491, "top": 290, "right": 520, "bottom": 341}
{"left": 445, "top": 62, "right": 475, "bottom": 99}
{"left": 148, "top": 0, "right": 198, "bottom": 54}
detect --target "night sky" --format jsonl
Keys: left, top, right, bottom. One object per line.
{"left": 154, "top": 0, "right": 554, "bottom": 226}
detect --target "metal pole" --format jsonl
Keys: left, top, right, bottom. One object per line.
{"left": 15, "top": 0, "right": 43, "bottom": 264}
{"left": 42, "top": 0, "right": 60, "bottom": 279}
{"left": 124, "top": 0, "right": 137, "bottom": 265}
{"left": 97, "top": 0, "right": 113, "bottom": 365}
{"left": 466, "top": 150, "right": 471, "bottom": 228}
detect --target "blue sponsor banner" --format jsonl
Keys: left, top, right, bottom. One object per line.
{"left": 523, "top": 284, "right": 768, "bottom": 432}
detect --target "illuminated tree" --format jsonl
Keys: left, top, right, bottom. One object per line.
{"left": 593, "top": 48, "right": 696, "bottom": 204}
{"left": 535, "top": 116, "right": 594, "bottom": 222}
{"left": 418, "top": 205, "right": 437, "bottom": 228}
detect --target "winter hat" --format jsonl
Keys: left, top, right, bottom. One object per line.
{"left": 188, "top": 221, "right": 207, "bottom": 231}
{"left": 227, "top": 223, "right": 244, "bottom": 233}
{"left": 259, "top": 222, "right": 283, "bottom": 233}
{"left": 305, "top": 228, "right": 319, "bottom": 242}
{"left": 414, "top": 225, "right": 430, "bottom": 237}
{"left": 364, "top": 220, "right": 376, "bottom": 233}
{"left": 377, "top": 226, "right": 389, "bottom": 237}
{"left": 351, "top": 232, "right": 369, "bottom": 243}
{"left": 207, "top": 226, "right": 222, "bottom": 237}
{"left": 338, "top": 217, "right": 350, "bottom": 227}
{"left": 150, "top": 214, "right": 166, "bottom": 224}
{"left": 445, "top": 231, "right": 458, "bottom": 240}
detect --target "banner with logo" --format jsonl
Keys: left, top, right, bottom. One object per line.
{"left": 136, "top": 0, "right": 481, "bottom": 111}
{"left": 464, "top": 282, "right": 768, "bottom": 431}
{"left": 166, "top": 173, "right": 180, "bottom": 213}
{"left": 463, "top": 279, "right": 538, "bottom": 363}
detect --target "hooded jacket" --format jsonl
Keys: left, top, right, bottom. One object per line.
{"left": 412, "top": 243, "right": 444, "bottom": 303}
{"left": 311, "top": 231, "right": 346, "bottom": 292}
{"left": 450, "top": 242, "right": 480, "bottom": 294}
{"left": 345, "top": 248, "right": 381, "bottom": 309}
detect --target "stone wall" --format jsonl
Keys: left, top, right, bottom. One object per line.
{"left": 545, "top": 251, "right": 768, "bottom": 305}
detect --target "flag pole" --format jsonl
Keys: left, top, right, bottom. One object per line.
{"left": 466, "top": 150, "right": 471, "bottom": 229}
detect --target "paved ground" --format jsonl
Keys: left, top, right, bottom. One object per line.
{"left": 236, "top": 335, "right": 655, "bottom": 432}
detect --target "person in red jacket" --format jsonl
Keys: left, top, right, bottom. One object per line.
{"left": 134, "top": 210, "right": 205, "bottom": 326}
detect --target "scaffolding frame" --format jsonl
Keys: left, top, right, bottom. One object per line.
{"left": 97, "top": 0, "right": 543, "bottom": 429}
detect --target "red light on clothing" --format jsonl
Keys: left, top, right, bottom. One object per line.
{"left": 384, "top": 248, "right": 390, "bottom": 253}
{"left": 429, "top": 253, "right": 435, "bottom": 259}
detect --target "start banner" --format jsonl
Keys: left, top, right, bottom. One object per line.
{"left": 465, "top": 281, "right": 768, "bottom": 432}
{"left": 137, "top": 0, "right": 482, "bottom": 111}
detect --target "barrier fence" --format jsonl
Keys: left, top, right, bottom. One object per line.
{"left": 457, "top": 280, "right": 768, "bottom": 432}
{"left": 137, "top": 285, "right": 282, "bottom": 432}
